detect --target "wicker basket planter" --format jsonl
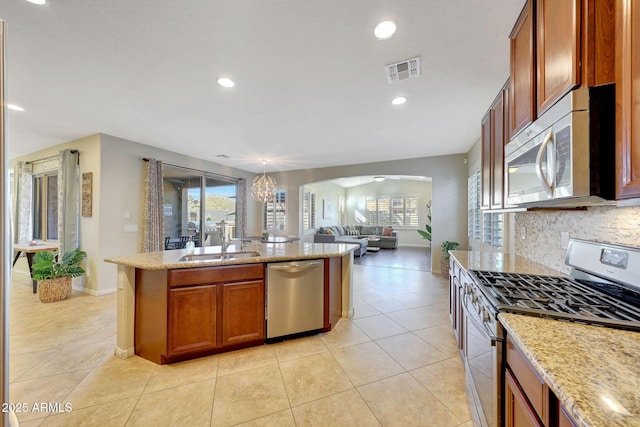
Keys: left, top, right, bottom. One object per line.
{"left": 38, "top": 276, "right": 72, "bottom": 303}
{"left": 440, "top": 255, "right": 450, "bottom": 276}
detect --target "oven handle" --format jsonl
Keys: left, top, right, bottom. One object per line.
{"left": 465, "top": 306, "right": 504, "bottom": 347}
{"left": 535, "top": 129, "right": 555, "bottom": 197}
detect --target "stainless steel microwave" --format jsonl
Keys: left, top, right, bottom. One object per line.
{"left": 505, "top": 84, "right": 615, "bottom": 207}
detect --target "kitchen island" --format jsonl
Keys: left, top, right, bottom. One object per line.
{"left": 105, "top": 241, "right": 357, "bottom": 364}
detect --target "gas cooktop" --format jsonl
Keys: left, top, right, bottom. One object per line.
{"left": 470, "top": 270, "right": 640, "bottom": 329}
{"left": 468, "top": 239, "right": 640, "bottom": 331}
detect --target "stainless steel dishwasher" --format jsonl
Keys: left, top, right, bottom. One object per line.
{"left": 266, "top": 260, "right": 324, "bottom": 339}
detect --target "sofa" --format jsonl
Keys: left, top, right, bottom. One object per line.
{"left": 314, "top": 225, "right": 398, "bottom": 256}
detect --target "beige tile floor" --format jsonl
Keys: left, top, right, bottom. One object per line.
{"left": 9, "top": 256, "right": 471, "bottom": 426}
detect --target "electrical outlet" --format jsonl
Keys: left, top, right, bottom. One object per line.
{"left": 561, "top": 232, "right": 570, "bottom": 249}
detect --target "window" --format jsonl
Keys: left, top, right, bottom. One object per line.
{"left": 468, "top": 172, "right": 481, "bottom": 240}
{"left": 303, "top": 191, "right": 316, "bottom": 231}
{"left": 365, "top": 195, "right": 419, "bottom": 227}
{"left": 469, "top": 170, "right": 502, "bottom": 248}
{"left": 264, "top": 190, "right": 286, "bottom": 231}
{"left": 163, "top": 165, "right": 239, "bottom": 248}
{"left": 483, "top": 212, "right": 503, "bottom": 248}
{"left": 33, "top": 174, "right": 58, "bottom": 241}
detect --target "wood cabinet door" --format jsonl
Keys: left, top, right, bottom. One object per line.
{"left": 221, "top": 280, "right": 265, "bottom": 347}
{"left": 505, "top": 369, "right": 544, "bottom": 427}
{"left": 536, "top": 0, "right": 581, "bottom": 114}
{"left": 616, "top": 0, "right": 640, "bottom": 199}
{"left": 481, "top": 111, "right": 492, "bottom": 210}
{"left": 510, "top": 0, "right": 536, "bottom": 138}
{"left": 168, "top": 285, "right": 217, "bottom": 355}
{"left": 490, "top": 88, "right": 505, "bottom": 210}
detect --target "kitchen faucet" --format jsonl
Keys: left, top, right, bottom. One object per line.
{"left": 219, "top": 220, "right": 230, "bottom": 253}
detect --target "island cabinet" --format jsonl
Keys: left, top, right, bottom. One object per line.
{"left": 616, "top": 0, "right": 640, "bottom": 199}
{"left": 505, "top": 335, "right": 581, "bottom": 427}
{"left": 135, "top": 264, "right": 265, "bottom": 364}
{"left": 509, "top": 0, "right": 615, "bottom": 139}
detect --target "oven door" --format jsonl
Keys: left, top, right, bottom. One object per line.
{"left": 463, "top": 289, "right": 504, "bottom": 427}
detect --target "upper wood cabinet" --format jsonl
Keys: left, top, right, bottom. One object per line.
{"left": 616, "top": 0, "right": 640, "bottom": 199}
{"left": 481, "top": 111, "right": 492, "bottom": 210}
{"left": 509, "top": 1, "right": 535, "bottom": 139}
{"left": 509, "top": 0, "right": 614, "bottom": 140}
{"left": 481, "top": 81, "right": 508, "bottom": 210}
{"left": 536, "top": 0, "right": 581, "bottom": 115}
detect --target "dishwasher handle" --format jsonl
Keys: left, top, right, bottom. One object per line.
{"left": 269, "top": 261, "right": 323, "bottom": 272}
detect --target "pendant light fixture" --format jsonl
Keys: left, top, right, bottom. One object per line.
{"left": 251, "top": 160, "right": 278, "bottom": 203}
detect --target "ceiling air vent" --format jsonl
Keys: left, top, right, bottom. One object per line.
{"left": 386, "top": 57, "right": 420, "bottom": 83}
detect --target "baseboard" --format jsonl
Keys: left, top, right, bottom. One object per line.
{"left": 398, "top": 244, "right": 431, "bottom": 248}
{"left": 114, "top": 345, "right": 134, "bottom": 359}
{"left": 72, "top": 286, "right": 118, "bottom": 296}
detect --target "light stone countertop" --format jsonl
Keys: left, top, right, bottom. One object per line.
{"left": 105, "top": 241, "right": 358, "bottom": 270}
{"left": 449, "top": 250, "right": 565, "bottom": 276}
{"left": 499, "top": 313, "right": 640, "bottom": 427}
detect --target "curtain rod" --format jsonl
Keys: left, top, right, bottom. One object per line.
{"left": 142, "top": 158, "right": 240, "bottom": 182}
{"left": 25, "top": 150, "right": 78, "bottom": 165}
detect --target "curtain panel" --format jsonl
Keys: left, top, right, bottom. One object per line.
{"left": 15, "top": 161, "right": 33, "bottom": 243}
{"left": 236, "top": 178, "right": 246, "bottom": 239}
{"left": 58, "top": 149, "right": 80, "bottom": 253}
{"left": 143, "top": 159, "right": 164, "bottom": 252}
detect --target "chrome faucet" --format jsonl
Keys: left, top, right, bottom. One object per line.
{"left": 219, "top": 220, "right": 230, "bottom": 253}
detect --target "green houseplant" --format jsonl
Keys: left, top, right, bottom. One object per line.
{"left": 440, "top": 241, "right": 459, "bottom": 276}
{"left": 416, "top": 214, "right": 432, "bottom": 243}
{"left": 32, "top": 249, "right": 87, "bottom": 303}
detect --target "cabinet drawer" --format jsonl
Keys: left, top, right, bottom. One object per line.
{"left": 168, "top": 264, "right": 264, "bottom": 287}
{"left": 506, "top": 335, "right": 549, "bottom": 425}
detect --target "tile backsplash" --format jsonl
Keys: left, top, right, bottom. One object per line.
{"left": 514, "top": 206, "right": 640, "bottom": 274}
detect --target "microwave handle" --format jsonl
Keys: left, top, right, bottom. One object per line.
{"left": 535, "top": 129, "right": 555, "bottom": 197}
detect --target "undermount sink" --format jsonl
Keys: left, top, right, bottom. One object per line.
{"left": 178, "top": 251, "right": 261, "bottom": 262}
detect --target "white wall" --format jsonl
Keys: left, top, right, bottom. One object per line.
{"left": 261, "top": 154, "right": 469, "bottom": 271}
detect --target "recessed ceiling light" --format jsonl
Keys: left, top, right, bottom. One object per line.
{"left": 374, "top": 20, "right": 397, "bottom": 40}
{"left": 217, "top": 77, "right": 235, "bottom": 88}
{"left": 24, "top": 0, "right": 46, "bottom": 4}
{"left": 373, "top": 176, "right": 386, "bottom": 182}
{"left": 7, "top": 104, "right": 25, "bottom": 112}
{"left": 391, "top": 96, "right": 407, "bottom": 105}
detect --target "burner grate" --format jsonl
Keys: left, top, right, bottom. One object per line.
{"left": 470, "top": 270, "right": 640, "bottom": 327}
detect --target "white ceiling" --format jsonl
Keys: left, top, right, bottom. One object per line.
{"left": 3, "top": 0, "right": 525, "bottom": 173}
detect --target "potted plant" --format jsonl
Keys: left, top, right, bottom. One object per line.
{"left": 32, "top": 249, "right": 87, "bottom": 303}
{"left": 440, "top": 241, "right": 459, "bottom": 276}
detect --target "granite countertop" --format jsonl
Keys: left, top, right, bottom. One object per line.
{"left": 449, "top": 250, "right": 565, "bottom": 276}
{"left": 499, "top": 313, "right": 640, "bottom": 427}
{"left": 105, "top": 241, "right": 357, "bottom": 269}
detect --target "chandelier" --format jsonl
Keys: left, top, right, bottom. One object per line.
{"left": 251, "top": 160, "right": 278, "bottom": 203}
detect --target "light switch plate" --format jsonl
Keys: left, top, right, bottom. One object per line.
{"left": 124, "top": 224, "right": 138, "bottom": 232}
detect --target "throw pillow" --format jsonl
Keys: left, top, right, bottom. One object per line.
{"left": 382, "top": 227, "right": 393, "bottom": 236}
{"left": 326, "top": 228, "right": 335, "bottom": 236}
{"left": 335, "top": 225, "right": 346, "bottom": 236}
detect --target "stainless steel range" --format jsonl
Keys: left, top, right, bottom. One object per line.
{"left": 462, "top": 239, "right": 640, "bottom": 427}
